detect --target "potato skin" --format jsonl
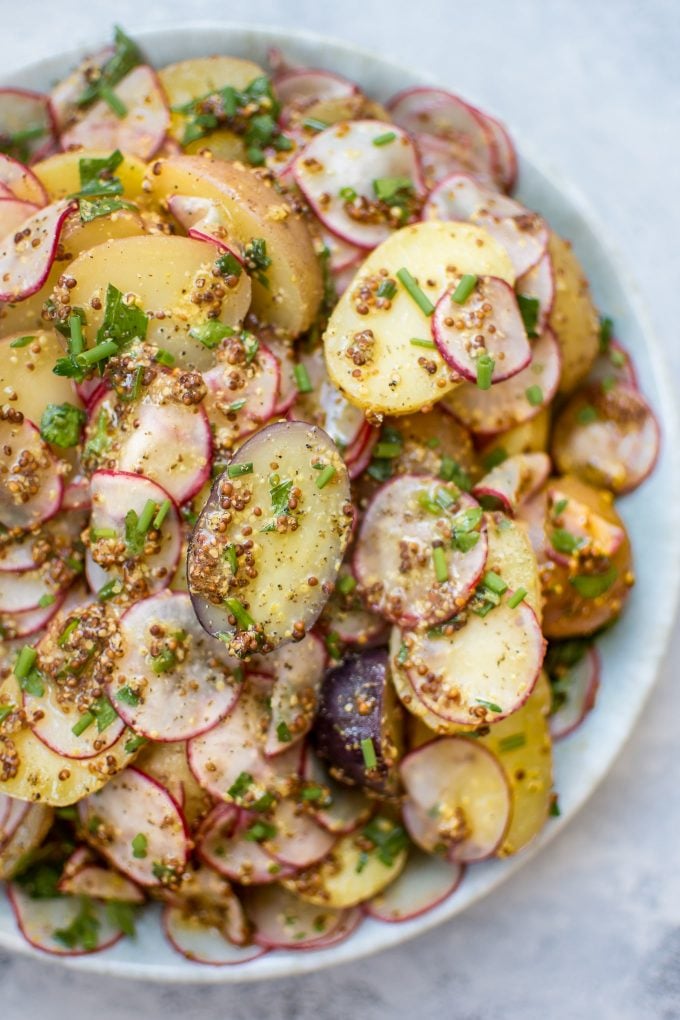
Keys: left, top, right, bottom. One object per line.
{"left": 548, "top": 232, "right": 600, "bottom": 394}
{"left": 540, "top": 475, "right": 633, "bottom": 639}
{"left": 150, "top": 155, "right": 323, "bottom": 336}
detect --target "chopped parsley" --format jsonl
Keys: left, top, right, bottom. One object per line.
{"left": 39, "top": 402, "right": 86, "bottom": 448}
{"left": 188, "top": 321, "right": 234, "bottom": 349}
{"left": 53, "top": 898, "right": 101, "bottom": 952}
{"left": 516, "top": 294, "right": 540, "bottom": 337}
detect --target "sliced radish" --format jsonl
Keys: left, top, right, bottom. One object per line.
{"left": 163, "top": 906, "right": 266, "bottom": 966}
{"left": 261, "top": 797, "right": 336, "bottom": 868}
{"left": 276, "top": 68, "right": 358, "bottom": 119}
{"left": 0, "top": 153, "right": 48, "bottom": 205}
{"left": 75, "top": 377, "right": 107, "bottom": 409}
{"left": 587, "top": 340, "right": 637, "bottom": 390}
{"left": 551, "top": 383, "right": 660, "bottom": 494}
{"left": 472, "top": 452, "right": 551, "bottom": 514}
{"left": 167, "top": 194, "right": 244, "bottom": 263}
{"left": 425, "top": 173, "right": 547, "bottom": 277}
{"left": 516, "top": 251, "right": 554, "bottom": 333}
{"left": 0, "top": 801, "right": 52, "bottom": 879}
{"left": 60, "top": 66, "right": 170, "bottom": 161}
{"left": 545, "top": 485, "right": 625, "bottom": 566}
{"left": 245, "top": 884, "right": 346, "bottom": 948}
{"left": 78, "top": 766, "right": 189, "bottom": 887}
{"left": 319, "top": 223, "right": 364, "bottom": 273}
{"left": 388, "top": 88, "right": 498, "bottom": 180}
{"left": 188, "top": 681, "right": 302, "bottom": 802}
{"left": 443, "top": 327, "right": 561, "bottom": 436}
{"left": 48, "top": 45, "right": 114, "bottom": 132}
{"left": 320, "top": 575, "right": 388, "bottom": 648}
{"left": 294, "top": 120, "right": 425, "bottom": 249}
{"left": 0, "top": 594, "right": 66, "bottom": 639}
{"left": 401, "top": 737, "right": 511, "bottom": 862}
{"left": 478, "top": 111, "right": 517, "bottom": 192}
{"left": 0, "top": 796, "right": 29, "bottom": 851}
{"left": 354, "top": 477, "right": 487, "bottom": 627}
{"left": 0, "top": 561, "right": 67, "bottom": 613}
{"left": 203, "top": 343, "right": 280, "bottom": 451}
{"left": 416, "top": 134, "right": 472, "bottom": 189}
{"left": 395, "top": 593, "right": 545, "bottom": 725}
{"left": 0, "top": 793, "right": 12, "bottom": 834}
{"left": 0, "top": 198, "right": 74, "bottom": 301}
{"left": 7, "top": 884, "right": 125, "bottom": 956}
{"left": 346, "top": 425, "right": 379, "bottom": 480}
{"left": 549, "top": 646, "right": 600, "bottom": 740}
{"left": 366, "top": 848, "right": 464, "bottom": 922}
{"left": 187, "top": 421, "right": 352, "bottom": 655}
{"left": 302, "top": 750, "right": 371, "bottom": 834}
{"left": 198, "top": 804, "right": 295, "bottom": 885}
{"left": 0, "top": 88, "right": 56, "bottom": 162}
{"left": 0, "top": 509, "right": 87, "bottom": 573}
{"left": 0, "top": 415, "right": 63, "bottom": 531}
{"left": 59, "top": 863, "right": 145, "bottom": 904}
{"left": 266, "top": 335, "right": 298, "bottom": 415}
{"left": 0, "top": 197, "right": 40, "bottom": 238}
{"left": 288, "top": 345, "right": 366, "bottom": 454}
{"left": 25, "top": 670, "right": 125, "bottom": 762}
{"left": 62, "top": 476, "right": 91, "bottom": 512}
{"left": 107, "top": 591, "right": 242, "bottom": 742}
{"left": 85, "top": 470, "right": 181, "bottom": 598}
{"left": 432, "top": 276, "right": 531, "bottom": 383}
{"left": 331, "top": 259, "right": 362, "bottom": 298}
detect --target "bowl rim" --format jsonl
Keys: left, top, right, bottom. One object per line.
{"left": 2, "top": 18, "right": 680, "bottom": 984}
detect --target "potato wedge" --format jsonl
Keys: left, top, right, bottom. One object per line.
{"left": 150, "top": 155, "right": 322, "bottom": 335}
{"left": 0, "top": 330, "right": 80, "bottom": 422}
{"left": 324, "top": 221, "right": 515, "bottom": 417}
{"left": 548, "top": 232, "right": 600, "bottom": 393}
{"left": 158, "top": 56, "right": 266, "bottom": 144}
{"left": 32, "top": 149, "right": 148, "bottom": 203}
{"left": 61, "top": 234, "right": 251, "bottom": 370}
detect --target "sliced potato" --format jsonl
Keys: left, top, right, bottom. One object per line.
{"left": 62, "top": 234, "right": 251, "bottom": 370}
{"left": 184, "top": 129, "right": 247, "bottom": 162}
{"left": 480, "top": 406, "right": 551, "bottom": 465}
{"left": 485, "top": 512, "right": 542, "bottom": 619}
{"left": 158, "top": 56, "right": 266, "bottom": 144}
{"left": 32, "top": 149, "right": 148, "bottom": 203}
{"left": 548, "top": 232, "right": 599, "bottom": 393}
{"left": 324, "top": 221, "right": 515, "bottom": 417}
{"left": 0, "top": 330, "right": 80, "bottom": 422}
{"left": 149, "top": 156, "right": 323, "bottom": 335}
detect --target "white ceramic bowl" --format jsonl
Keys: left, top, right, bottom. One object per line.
{"left": 1, "top": 22, "right": 679, "bottom": 983}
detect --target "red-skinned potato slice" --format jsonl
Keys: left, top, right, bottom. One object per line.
{"left": 0, "top": 89, "right": 56, "bottom": 163}
{"left": 0, "top": 416, "right": 63, "bottom": 531}
{"left": 354, "top": 477, "right": 487, "bottom": 627}
{"left": 294, "top": 120, "right": 425, "bottom": 249}
{"left": 472, "top": 452, "right": 551, "bottom": 514}
{"left": 0, "top": 198, "right": 74, "bottom": 301}
{"left": 85, "top": 470, "right": 181, "bottom": 599}
{"left": 107, "top": 591, "right": 243, "bottom": 742}
{"left": 549, "top": 645, "right": 600, "bottom": 739}
{"left": 0, "top": 153, "right": 48, "bottom": 205}
{"left": 432, "top": 276, "right": 531, "bottom": 383}
{"left": 78, "top": 766, "right": 189, "bottom": 887}
{"left": 401, "top": 737, "right": 511, "bottom": 862}
{"left": 60, "top": 66, "right": 170, "bottom": 160}
{"left": 163, "top": 905, "right": 266, "bottom": 966}
{"left": 425, "top": 173, "right": 548, "bottom": 277}
{"left": 188, "top": 679, "right": 302, "bottom": 803}
{"left": 388, "top": 88, "right": 498, "bottom": 181}
{"left": 516, "top": 251, "right": 554, "bottom": 334}
{"left": 187, "top": 421, "right": 352, "bottom": 656}
{"left": 366, "top": 848, "right": 464, "bottom": 922}
{"left": 443, "top": 327, "right": 561, "bottom": 436}
{"left": 203, "top": 342, "right": 280, "bottom": 452}
{"left": 7, "top": 884, "right": 125, "bottom": 956}
{"left": 551, "top": 383, "right": 660, "bottom": 494}
{"left": 244, "top": 884, "right": 347, "bottom": 949}
{"left": 0, "top": 197, "right": 40, "bottom": 237}
{"left": 198, "top": 804, "right": 295, "bottom": 885}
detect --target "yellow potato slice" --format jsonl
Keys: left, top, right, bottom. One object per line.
{"left": 548, "top": 231, "right": 600, "bottom": 393}
{"left": 32, "top": 149, "right": 148, "bottom": 203}
{"left": 149, "top": 156, "right": 322, "bottom": 336}
{"left": 62, "top": 234, "right": 252, "bottom": 370}
{"left": 158, "top": 56, "right": 265, "bottom": 144}
{"left": 0, "top": 330, "right": 80, "bottom": 422}
{"left": 480, "top": 406, "right": 551, "bottom": 464}
{"left": 324, "top": 221, "right": 515, "bottom": 417}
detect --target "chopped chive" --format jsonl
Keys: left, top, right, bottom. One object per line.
{"left": 409, "top": 337, "right": 437, "bottom": 349}
{"left": 99, "top": 84, "right": 128, "bottom": 118}
{"left": 553, "top": 498, "right": 569, "bottom": 517}
{"left": 482, "top": 447, "right": 508, "bottom": 471}
{"left": 58, "top": 618, "right": 79, "bottom": 647}
{"left": 20, "top": 669, "right": 44, "bottom": 697}
{"left": 0, "top": 704, "right": 15, "bottom": 723}
{"left": 360, "top": 737, "right": 377, "bottom": 769}
{"left": 372, "top": 442, "right": 402, "bottom": 459}
{"left": 37, "top": 594, "right": 56, "bottom": 609}
{"left": 325, "top": 630, "right": 343, "bottom": 661}
{"left": 9, "top": 335, "right": 34, "bottom": 348}
{"left": 499, "top": 732, "right": 526, "bottom": 753}
{"left": 72, "top": 711, "right": 95, "bottom": 737}
{"left": 97, "top": 578, "right": 122, "bottom": 601}
{"left": 215, "top": 252, "right": 243, "bottom": 278}
{"left": 507, "top": 587, "right": 528, "bottom": 608}
{"left": 154, "top": 348, "right": 175, "bottom": 367}
{"left": 435, "top": 487, "right": 456, "bottom": 510}
{"left": 244, "top": 820, "right": 277, "bottom": 842}
{"left": 228, "top": 771, "right": 253, "bottom": 800}
{"left": 189, "top": 321, "right": 235, "bottom": 349}
{"left": 432, "top": 546, "right": 448, "bottom": 583}
{"left": 91, "top": 527, "right": 117, "bottom": 540}
{"left": 93, "top": 697, "right": 118, "bottom": 733}
{"left": 303, "top": 117, "right": 328, "bottom": 132}
{"left": 224, "top": 544, "right": 238, "bottom": 576}
{"left": 476, "top": 698, "right": 502, "bottom": 713}
{"left": 316, "top": 464, "right": 337, "bottom": 489}
{"left": 610, "top": 348, "right": 626, "bottom": 368}
{"left": 136, "top": 499, "right": 157, "bottom": 535}
{"left": 476, "top": 354, "right": 495, "bottom": 390}
{"left": 68, "top": 312, "right": 84, "bottom": 355}
{"left": 396, "top": 268, "right": 435, "bottom": 316}
{"left": 116, "top": 685, "right": 140, "bottom": 707}
{"left": 227, "top": 399, "right": 246, "bottom": 413}
{"left": 293, "top": 362, "right": 313, "bottom": 393}
{"left": 577, "top": 405, "right": 598, "bottom": 424}
{"left": 131, "top": 833, "right": 148, "bottom": 859}
{"left": 396, "top": 642, "right": 409, "bottom": 665}
{"left": 77, "top": 340, "right": 118, "bottom": 366}
{"left": 124, "top": 734, "right": 147, "bottom": 754}
{"left": 551, "top": 528, "right": 583, "bottom": 555}
{"left": 516, "top": 294, "right": 540, "bottom": 337}
{"left": 153, "top": 499, "right": 172, "bottom": 529}
{"left": 453, "top": 531, "right": 480, "bottom": 553}
{"left": 227, "top": 462, "right": 253, "bottom": 478}
{"left": 451, "top": 274, "right": 478, "bottom": 305}
{"left": 276, "top": 721, "right": 293, "bottom": 743}
{"left": 301, "top": 785, "right": 325, "bottom": 801}
{"left": 339, "top": 186, "right": 357, "bottom": 202}
{"left": 377, "top": 279, "right": 397, "bottom": 299}
{"left": 525, "top": 384, "right": 543, "bottom": 406}
{"left": 550, "top": 796, "right": 561, "bottom": 817}
{"left": 225, "top": 597, "right": 255, "bottom": 630}
{"left": 373, "top": 130, "right": 397, "bottom": 146}
{"left": 599, "top": 315, "right": 614, "bottom": 352}
{"left": 337, "top": 573, "right": 357, "bottom": 595}
{"left": 570, "top": 567, "right": 617, "bottom": 599}
{"left": 483, "top": 571, "right": 508, "bottom": 596}
{"left": 13, "top": 646, "right": 37, "bottom": 680}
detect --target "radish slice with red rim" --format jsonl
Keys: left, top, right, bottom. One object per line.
{"left": 187, "top": 421, "right": 352, "bottom": 656}
{"left": 393, "top": 592, "right": 545, "bottom": 725}
{"left": 443, "top": 327, "right": 561, "bottom": 436}
{"left": 77, "top": 766, "right": 189, "bottom": 887}
{"left": 415, "top": 134, "right": 475, "bottom": 189}
{"left": 276, "top": 68, "right": 358, "bottom": 115}
{"left": 0, "top": 198, "right": 74, "bottom": 302}
{"left": 319, "top": 223, "right": 364, "bottom": 273}
{"left": 0, "top": 89, "right": 56, "bottom": 163}
{"left": 244, "top": 884, "right": 347, "bottom": 948}
{"left": 354, "top": 476, "right": 487, "bottom": 627}
{"left": 586, "top": 339, "right": 637, "bottom": 390}
{"left": 7, "top": 884, "right": 125, "bottom": 956}
{"left": 425, "top": 173, "right": 548, "bottom": 277}
{"left": 549, "top": 645, "right": 600, "bottom": 740}
{"left": 0, "top": 595, "right": 66, "bottom": 639}
{"left": 0, "top": 509, "right": 87, "bottom": 573}
{"left": 60, "top": 66, "right": 170, "bottom": 161}
{"left": 261, "top": 797, "right": 336, "bottom": 868}
{"left": 294, "top": 120, "right": 425, "bottom": 250}
{"left": 107, "top": 590, "right": 243, "bottom": 742}
{"left": 516, "top": 251, "right": 554, "bottom": 333}
{"left": 400, "top": 736, "right": 511, "bottom": 862}
{"left": 0, "top": 415, "right": 63, "bottom": 531}
{"left": 288, "top": 346, "right": 367, "bottom": 456}
{"left": 0, "top": 153, "right": 48, "bottom": 205}
{"left": 387, "top": 88, "right": 498, "bottom": 180}
{"left": 198, "top": 804, "right": 295, "bottom": 885}
{"left": 58, "top": 863, "right": 145, "bottom": 904}
{"left": 61, "top": 476, "right": 91, "bottom": 512}
{"left": 472, "top": 452, "right": 551, "bottom": 514}
{"left": 167, "top": 195, "right": 245, "bottom": 263}
{"left": 478, "top": 111, "right": 517, "bottom": 192}
{"left": 302, "top": 749, "right": 372, "bottom": 834}
{"left": 331, "top": 259, "right": 362, "bottom": 298}
{"left": 203, "top": 342, "right": 280, "bottom": 451}
{"left": 432, "top": 276, "right": 531, "bottom": 383}
{"left": 0, "top": 796, "right": 30, "bottom": 851}
{"left": 551, "top": 382, "right": 660, "bottom": 494}
{"left": 319, "top": 570, "right": 388, "bottom": 648}
{"left": 48, "top": 46, "right": 114, "bottom": 133}
{"left": 85, "top": 470, "right": 181, "bottom": 599}
{"left": 163, "top": 906, "right": 266, "bottom": 966}
{"left": 265, "top": 335, "right": 298, "bottom": 415}
{"left": 0, "top": 793, "right": 12, "bottom": 835}
{"left": 365, "top": 848, "right": 464, "bottom": 922}
{"left": 188, "top": 680, "right": 302, "bottom": 803}
{"left": 0, "top": 561, "right": 68, "bottom": 613}
{"left": 0, "top": 197, "right": 40, "bottom": 238}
